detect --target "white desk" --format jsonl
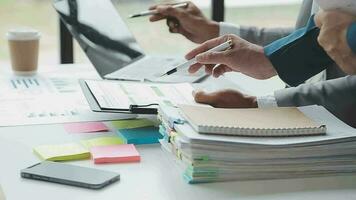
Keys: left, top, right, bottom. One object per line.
{"left": 1, "top": 64, "right": 356, "bottom": 200}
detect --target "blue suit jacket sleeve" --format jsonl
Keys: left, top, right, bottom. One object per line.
{"left": 347, "top": 22, "right": 356, "bottom": 54}
{"left": 264, "top": 15, "right": 334, "bottom": 87}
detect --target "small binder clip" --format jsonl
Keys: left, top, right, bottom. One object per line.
{"left": 129, "top": 104, "right": 158, "bottom": 114}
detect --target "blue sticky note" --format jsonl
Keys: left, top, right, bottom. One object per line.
{"left": 117, "top": 127, "right": 163, "bottom": 145}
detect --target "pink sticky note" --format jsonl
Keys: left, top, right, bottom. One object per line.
{"left": 64, "top": 122, "right": 109, "bottom": 133}
{"left": 90, "top": 144, "right": 140, "bottom": 164}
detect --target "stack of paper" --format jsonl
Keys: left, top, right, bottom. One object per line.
{"left": 158, "top": 105, "right": 356, "bottom": 184}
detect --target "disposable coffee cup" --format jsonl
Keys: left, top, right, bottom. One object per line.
{"left": 6, "top": 29, "right": 41, "bottom": 75}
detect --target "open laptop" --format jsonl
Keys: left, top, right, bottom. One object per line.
{"left": 53, "top": 0, "right": 206, "bottom": 83}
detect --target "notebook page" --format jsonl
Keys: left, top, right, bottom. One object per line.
{"left": 173, "top": 105, "right": 356, "bottom": 146}
{"left": 179, "top": 105, "right": 322, "bottom": 130}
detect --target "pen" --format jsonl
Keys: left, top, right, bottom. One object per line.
{"left": 129, "top": 2, "right": 189, "bottom": 18}
{"left": 160, "top": 40, "right": 233, "bottom": 77}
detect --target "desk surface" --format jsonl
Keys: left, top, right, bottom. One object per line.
{"left": 1, "top": 64, "right": 356, "bottom": 200}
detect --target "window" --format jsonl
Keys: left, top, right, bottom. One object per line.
{"left": 1, "top": 0, "right": 303, "bottom": 65}
{"left": 0, "top": 0, "right": 58, "bottom": 66}
{"left": 225, "top": 0, "right": 303, "bottom": 28}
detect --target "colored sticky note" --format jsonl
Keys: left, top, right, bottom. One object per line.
{"left": 117, "top": 127, "right": 163, "bottom": 145}
{"left": 80, "top": 136, "right": 124, "bottom": 149}
{"left": 33, "top": 143, "right": 90, "bottom": 161}
{"left": 111, "top": 118, "right": 157, "bottom": 129}
{"left": 63, "top": 122, "right": 109, "bottom": 133}
{"left": 91, "top": 144, "right": 140, "bottom": 164}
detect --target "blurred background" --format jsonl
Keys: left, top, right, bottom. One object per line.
{"left": 0, "top": 0, "right": 302, "bottom": 66}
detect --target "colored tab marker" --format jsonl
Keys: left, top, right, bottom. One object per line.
{"left": 80, "top": 136, "right": 124, "bottom": 149}
{"left": 117, "top": 127, "right": 163, "bottom": 145}
{"left": 33, "top": 143, "right": 90, "bottom": 161}
{"left": 91, "top": 144, "right": 140, "bottom": 164}
{"left": 111, "top": 118, "right": 157, "bottom": 129}
{"left": 64, "top": 122, "right": 109, "bottom": 133}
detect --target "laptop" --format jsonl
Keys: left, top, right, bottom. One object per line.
{"left": 52, "top": 0, "right": 206, "bottom": 83}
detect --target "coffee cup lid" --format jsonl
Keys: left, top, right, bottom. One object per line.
{"left": 6, "top": 28, "right": 41, "bottom": 41}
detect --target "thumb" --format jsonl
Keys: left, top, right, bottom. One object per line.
{"left": 193, "top": 90, "right": 219, "bottom": 106}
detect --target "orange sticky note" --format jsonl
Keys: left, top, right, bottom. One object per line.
{"left": 64, "top": 122, "right": 109, "bottom": 133}
{"left": 91, "top": 144, "right": 140, "bottom": 164}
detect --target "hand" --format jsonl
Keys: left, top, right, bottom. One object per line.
{"left": 315, "top": 10, "right": 356, "bottom": 74}
{"left": 186, "top": 34, "right": 277, "bottom": 79}
{"left": 149, "top": 1, "right": 219, "bottom": 43}
{"left": 193, "top": 89, "right": 258, "bottom": 108}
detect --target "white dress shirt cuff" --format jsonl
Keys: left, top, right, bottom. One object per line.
{"left": 219, "top": 22, "right": 241, "bottom": 36}
{"left": 257, "top": 95, "right": 278, "bottom": 108}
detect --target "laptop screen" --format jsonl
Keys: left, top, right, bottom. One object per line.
{"left": 53, "top": 0, "right": 144, "bottom": 76}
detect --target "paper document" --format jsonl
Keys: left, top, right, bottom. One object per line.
{"left": 316, "top": 0, "right": 356, "bottom": 14}
{"left": 0, "top": 65, "right": 133, "bottom": 126}
{"left": 85, "top": 80, "right": 199, "bottom": 110}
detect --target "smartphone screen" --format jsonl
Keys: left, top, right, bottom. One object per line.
{"left": 21, "top": 161, "right": 120, "bottom": 189}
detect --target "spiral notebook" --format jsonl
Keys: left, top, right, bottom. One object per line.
{"left": 178, "top": 105, "right": 327, "bottom": 137}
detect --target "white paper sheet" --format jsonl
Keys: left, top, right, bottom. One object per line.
{"left": 86, "top": 80, "right": 200, "bottom": 110}
{"left": 0, "top": 65, "right": 133, "bottom": 127}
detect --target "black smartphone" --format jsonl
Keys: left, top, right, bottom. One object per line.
{"left": 21, "top": 161, "right": 120, "bottom": 189}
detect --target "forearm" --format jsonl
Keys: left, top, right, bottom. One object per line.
{"left": 219, "top": 22, "right": 294, "bottom": 46}
{"left": 274, "top": 75, "right": 356, "bottom": 127}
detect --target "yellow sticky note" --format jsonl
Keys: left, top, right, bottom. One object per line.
{"left": 33, "top": 143, "right": 90, "bottom": 161}
{"left": 111, "top": 118, "right": 157, "bottom": 129}
{"left": 80, "top": 136, "right": 124, "bottom": 149}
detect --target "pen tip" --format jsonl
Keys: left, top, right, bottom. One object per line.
{"left": 128, "top": 14, "right": 139, "bottom": 18}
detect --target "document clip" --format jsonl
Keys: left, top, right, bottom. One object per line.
{"left": 129, "top": 104, "right": 158, "bottom": 114}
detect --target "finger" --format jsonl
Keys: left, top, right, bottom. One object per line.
{"left": 149, "top": 14, "right": 166, "bottom": 22}
{"left": 167, "top": 17, "right": 180, "bottom": 28}
{"left": 149, "top": 5, "right": 158, "bottom": 10}
{"left": 169, "top": 27, "right": 179, "bottom": 33}
{"left": 196, "top": 51, "right": 227, "bottom": 65}
{"left": 185, "top": 35, "right": 229, "bottom": 59}
{"left": 188, "top": 63, "right": 204, "bottom": 74}
{"left": 212, "top": 64, "right": 230, "bottom": 78}
{"left": 193, "top": 91, "right": 219, "bottom": 106}
{"left": 204, "top": 64, "right": 215, "bottom": 74}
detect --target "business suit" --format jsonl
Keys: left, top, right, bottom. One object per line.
{"left": 220, "top": 0, "right": 355, "bottom": 127}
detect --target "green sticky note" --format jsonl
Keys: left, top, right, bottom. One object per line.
{"left": 33, "top": 143, "right": 90, "bottom": 161}
{"left": 111, "top": 118, "right": 157, "bottom": 129}
{"left": 80, "top": 136, "right": 124, "bottom": 149}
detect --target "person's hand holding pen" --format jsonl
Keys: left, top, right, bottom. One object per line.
{"left": 186, "top": 34, "right": 277, "bottom": 79}
{"left": 148, "top": 1, "right": 219, "bottom": 43}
